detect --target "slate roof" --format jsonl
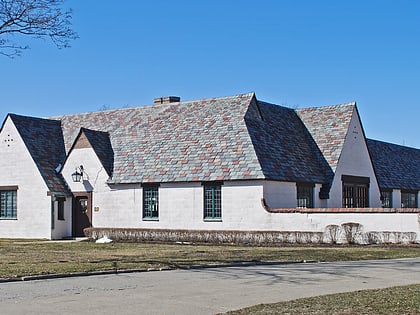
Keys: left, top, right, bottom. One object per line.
{"left": 53, "top": 93, "right": 265, "bottom": 183}
{"left": 6, "top": 93, "right": 418, "bottom": 193}
{"left": 8, "top": 114, "right": 70, "bottom": 194}
{"left": 296, "top": 103, "right": 356, "bottom": 172}
{"left": 246, "top": 100, "right": 333, "bottom": 184}
{"left": 367, "top": 139, "right": 420, "bottom": 190}
{"left": 79, "top": 128, "right": 114, "bottom": 177}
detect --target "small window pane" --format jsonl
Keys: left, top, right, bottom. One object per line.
{"left": 381, "top": 190, "right": 393, "bottom": 208}
{"left": 204, "top": 184, "right": 222, "bottom": 220}
{"left": 297, "top": 185, "right": 314, "bottom": 208}
{"left": 401, "top": 191, "right": 418, "bottom": 208}
{"left": 0, "top": 190, "right": 17, "bottom": 219}
{"left": 342, "top": 182, "right": 369, "bottom": 208}
{"left": 143, "top": 185, "right": 159, "bottom": 219}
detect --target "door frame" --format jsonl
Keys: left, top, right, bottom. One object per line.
{"left": 72, "top": 192, "right": 93, "bottom": 237}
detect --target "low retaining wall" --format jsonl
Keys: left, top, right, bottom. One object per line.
{"left": 85, "top": 223, "right": 418, "bottom": 245}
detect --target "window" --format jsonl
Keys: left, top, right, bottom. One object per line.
{"left": 401, "top": 191, "right": 418, "bottom": 208}
{"left": 297, "top": 183, "right": 314, "bottom": 208}
{"left": 203, "top": 182, "right": 222, "bottom": 220}
{"left": 1, "top": 189, "right": 17, "bottom": 219}
{"left": 142, "top": 184, "right": 159, "bottom": 220}
{"left": 381, "top": 190, "right": 393, "bottom": 208}
{"left": 57, "top": 198, "right": 65, "bottom": 220}
{"left": 342, "top": 175, "right": 369, "bottom": 208}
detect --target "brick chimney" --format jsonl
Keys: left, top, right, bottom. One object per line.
{"left": 153, "top": 96, "right": 181, "bottom": 105}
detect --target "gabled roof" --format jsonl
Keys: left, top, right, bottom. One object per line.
{"left": 53, "top": 93, "right": 266, "bottom": 183}
{"left": 50, "top": 93, "right": 336, "bottom": 185}
{"left": 6, "top": 93, "right": 416, "bottom": 192}
{"left": 296, "top": 103, "right": 356, "bottom": 172}
{"left": 8, "top": 114, "right": 69, "bottom": 194}
{"left": 247, "top": 100, "right": 333, "bottom": 184}
{"left": 367, "top": 139, "right": 420, "bottom": 190}
{"left": 71, "top": 128, "right": 114, "bottom": 177}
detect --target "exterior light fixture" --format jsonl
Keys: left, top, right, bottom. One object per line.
{"left": 71, "top": 165, "right": 84, "bottom": 182}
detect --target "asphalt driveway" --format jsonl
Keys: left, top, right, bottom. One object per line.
{"left": 0, "top": 258, "right": 419, "bottom": 315}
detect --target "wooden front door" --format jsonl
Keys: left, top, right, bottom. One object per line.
{"left": 73, "top": 192, "right": 92, "bottom": 237}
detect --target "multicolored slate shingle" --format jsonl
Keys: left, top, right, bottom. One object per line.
{"left": 53, "top": 93, "right": 265, "bottom": 184}
{"left": 296, "top": 103, "right": 355, "bottom": 172}
{"left": 6, "top": 93, "right": 419, "bottom": 195}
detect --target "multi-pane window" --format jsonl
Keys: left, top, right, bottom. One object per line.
{"left": 0, "top": 189, "right": 17, "bottom": 219}
{"left": 381, "top": 190, "right": 393, "bottom": 208}
{"left": 297, "top": 184, "right": 314, "bottom": 208}
{"left": 342, "top": 175, "right": 370, "bottom": 208}
{"left": 204, "top": 183, "right": 222, "bottom": 220}
{"left": 143, "top": 184, "right": 159, "bottom": 219}
{"left": 401, "top": 191, "right": 418, "bottom": 208}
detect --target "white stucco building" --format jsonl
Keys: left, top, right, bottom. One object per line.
{"left": 0, "top": 93, "right": 419, "bottom": 242}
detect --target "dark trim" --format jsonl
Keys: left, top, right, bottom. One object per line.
{"left": 341, "top": 175, "right": 370, "bottom": 184}
{"left": 296, "top": 182, "right": 315, "bottom": 187}
{"left": 319, "top": 184, "right": 330, "bottom": 199}
{"left": 201, "top": 181, "right": 224, "bottom": 186}
{"left": 0, "top": 185, "right": 18, "bottom": 191}
{"left": 401, "top": 189, "right": 418, "bottom": 194}
{"left": 141, "top": 183, "right": 160, "bottom": 187}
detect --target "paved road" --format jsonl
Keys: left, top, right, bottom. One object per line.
{"left": 0, "top": 258, "right": 419, "bottom": 315}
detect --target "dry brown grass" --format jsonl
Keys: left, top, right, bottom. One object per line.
{"left": 222, "top": 284, "right": 420, "bottom": 315}
{"left": 0, "top": 239, "right": 419, "bottom": 279}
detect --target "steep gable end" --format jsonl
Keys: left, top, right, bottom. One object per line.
{"left": 72, "top": 128, "right": 114, "bottom": 177}
{"left": 296, "top": 103, "right": 355, "bottom": 172}
{"left": 8, "top": 114, "right": 69, "bottom": 194}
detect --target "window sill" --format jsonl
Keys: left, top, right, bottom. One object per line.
{"left": 0, "top": 218, "right": 17, "bottom": 220}
{"left": 204, "top": 218, "right": 222, "bottom": 222}
{"left": 143, "top": 217, "right": 159, "bottom": 221}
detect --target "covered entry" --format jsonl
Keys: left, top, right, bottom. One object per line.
{"left": 72, "top": 192, "right": 92, "bottom": 237}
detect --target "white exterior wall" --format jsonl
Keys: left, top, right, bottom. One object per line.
{"left": 263, "top": 181, "right": 296, "bottom": 208}
{"left": 0, "top": 118, "right": 52, "bottom": 239}
{"left": 58, "top": 134, "right": 419, "bottom": 239}
{"left": 393, "top": 190, "right": 401, "bottom": 208}
{"left": 328, "top": 110, "right": 382, "bottom": 207}
{"left": 84, "top": 177, "right": 420, "bottom": 239}
{"left": 51, "top": 198, "right": 72, "bottom": 239}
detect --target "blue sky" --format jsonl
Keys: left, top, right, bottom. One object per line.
{"left": 1, "top": 0, "right": 419, "bottom": 148}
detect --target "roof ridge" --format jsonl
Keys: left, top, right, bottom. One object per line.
{"left": 48, "top": 92, "right": 256, "bottom": 118}
{"left": 297, "top": 101, "right": 356, "bottom": 110}
{"left": 367, "top": 138, "right": 420, "bottom": 150}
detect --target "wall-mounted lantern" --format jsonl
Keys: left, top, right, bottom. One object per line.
{"left": 71, "top": 165, "right": 84, "bottom": 182}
